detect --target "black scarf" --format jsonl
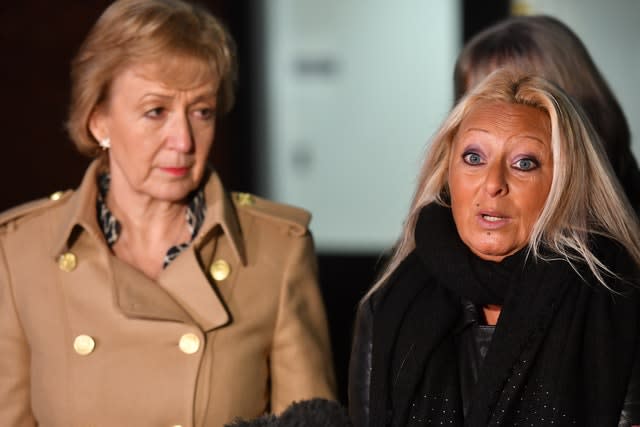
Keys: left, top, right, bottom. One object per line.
{"left": 369, "top": 204, "right": 640, "bottom": 426}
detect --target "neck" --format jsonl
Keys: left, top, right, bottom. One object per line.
{"left": 107, "top": 186, "right": 187, "bottom": 240}
{"left": 106, "top": 175, "right": 191, "bottom": 279}
{"left": 483, "top": 305, "right": 502, "bottom": 326}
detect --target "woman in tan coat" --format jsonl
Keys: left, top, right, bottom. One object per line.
{"left": 0, "top": 0, "right": 335, "bottom": 425}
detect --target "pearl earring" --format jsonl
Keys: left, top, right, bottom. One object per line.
{"left": 99, "top": 137, "right": 111, "bottom": 150}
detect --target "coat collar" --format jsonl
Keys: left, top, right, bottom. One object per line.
{"left": 50, "top": 159, "right": 245, "bottom": 266}
{"left": 50, "top": 159, "right": 245, "bottom": 331}
{"left": 194, "top": 168, "right": 246, "bottom": 266}
{"left": 50, "top": 159, "right": 107, "bottom": 258}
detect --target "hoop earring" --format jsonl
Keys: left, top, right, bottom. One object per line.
{"left": 99, "top": 137, "right": 111, "bottom": 150}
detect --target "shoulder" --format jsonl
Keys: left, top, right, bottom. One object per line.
{"left": 0, "top": 190, "right": 73, "bottom": 235}
{"left": 231, "top": 192, "right": 311, "bottom": 237}
{"left": 588, "top": 235, "right": 640, "bottom": 290}
{"left": 370, "top": 252, "right": 428, "bottom": 308}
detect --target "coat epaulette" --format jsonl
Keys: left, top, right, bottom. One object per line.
{"left": 0, "top": 190, "right": 72, "bottom": 231}
{"left": 231, "top": 192, "right": 311, "bottom": 237}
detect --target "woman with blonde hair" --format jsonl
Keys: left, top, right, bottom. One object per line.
{"left": 454, "top": 15, "right": 640, "bottom": 213}
{"left": 349, "top": 69, "right": 640, "bottom": 426}
{"left": 0, "top": 0, "right": 335, "bottom": 425}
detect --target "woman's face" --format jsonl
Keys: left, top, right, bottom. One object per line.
{"left": 90, "top": 61, "right": 218, "bottom": 202}
{"left": 448, "top": 101, "right": 553, "bottom": 262}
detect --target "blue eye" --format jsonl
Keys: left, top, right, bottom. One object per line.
{"left": 463, "top": 152, "right": 483, "bottom": 165}
{"left": 513, "top": 158, "right": 538, "bottom": 171}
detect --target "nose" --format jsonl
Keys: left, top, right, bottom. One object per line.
{"left": 484, "top": 161, "right": 508, "bottom": 197}
{"left": 167, "top": 112, "right": 194, "bottom": 153}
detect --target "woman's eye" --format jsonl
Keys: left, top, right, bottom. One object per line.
{"left": 195, "top": 108, "right": 215, "bottom": 120}
{"left": 513, "top": 158, "right": 538, "bottom": 171}
{"left": 463, "top": 152, "right": 483, "bottom": 165}
{"left": 145, "top": 107, "right": 165, "bottom": 118}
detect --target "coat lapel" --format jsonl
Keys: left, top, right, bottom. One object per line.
{"left": 118, "top": 170, "right": 244, "bottom": 331}
{"left": 49, "top": 161, "right": 244, "bottom": 331}
{"left": 156, "top": 244, "right": 230, "bottom": 331}
{"left": 111, "top": 256, "right": 194, "bottom": 323}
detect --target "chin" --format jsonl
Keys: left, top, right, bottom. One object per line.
{"left": 469, "top": 241, "right": 513, "bottom": 262}
{"left": 148, "top": 183, "right": 197, "bottom": 203}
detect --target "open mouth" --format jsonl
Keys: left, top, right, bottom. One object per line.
{"left": 481, "top": 214, "right": 505, "bottom": 222}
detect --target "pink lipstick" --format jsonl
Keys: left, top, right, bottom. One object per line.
{"left": 161, "top": 167, "right": 189, "bottom": 177}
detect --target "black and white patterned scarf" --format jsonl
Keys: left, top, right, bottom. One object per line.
{"left": 96, "top": 173, "right": 206, "bottom": 268}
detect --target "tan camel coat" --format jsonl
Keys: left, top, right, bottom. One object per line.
{"left": 0, "top": 160, "right": 335, "bottom": 426}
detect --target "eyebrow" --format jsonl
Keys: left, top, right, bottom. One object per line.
{"left": 465, "top": 127, "right": 489, "bottom": 134}
{"left": 139, "top": 90, "right": 217, "bottom": 104}
{"left": 191, "top": 91, "right": 218, "bottom": 104}
{"left": 140, "top": 93, "right": 173, "bottom": 102}
{"left": 517, "top": 135, "right": 547, "bottom": 145}
{"left": 463, "top": 127, "right": 547, "bottom": 145}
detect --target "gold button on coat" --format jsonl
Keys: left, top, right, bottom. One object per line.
{"left": 179, "top": 333, "right": 200, "bottom": 354}
{"left": 73, "top": 335, "right": 95, "bottom": 355}
{"left": 235, "top": 192, "right": 255, "bottom": 206}
{"left": 49, "top": 191, "right": 64, "bottom": 201}
{"left": 58, "top": 252, "right": 77, "bottom": 272}
{"left": 209, "top": 259, "right": 231, "bottom": 281}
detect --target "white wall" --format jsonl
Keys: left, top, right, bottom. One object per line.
{"left": 260, "top": 1, "right": 460, "bottom": 252}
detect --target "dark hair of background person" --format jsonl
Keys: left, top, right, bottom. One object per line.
{"left": 0, "top": 1, "right": 508, "bottom": 404}
{"left": 454, "top": 14, "right": 640, "bottom": 211}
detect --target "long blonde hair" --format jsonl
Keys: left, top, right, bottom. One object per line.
{"left": 367, "top": 69, "right": 640, "bottom": 297}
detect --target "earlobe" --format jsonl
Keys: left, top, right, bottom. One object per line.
{"left": 98, "top": 137, "right": 111, "bottom": 150}
{"left": 88, "top": 106, "right": 107, "bottom": 143}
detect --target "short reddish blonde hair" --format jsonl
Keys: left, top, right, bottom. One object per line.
{"left": 67, "top": 0, "right": 237, "bottom": 157}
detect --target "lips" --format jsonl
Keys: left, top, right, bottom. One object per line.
{"left": 160, "top": 166, "right": 190, "bottom": 177}
{"left": 477, "top": 210, "right": 511, "bottom": 228}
